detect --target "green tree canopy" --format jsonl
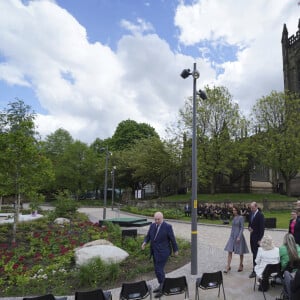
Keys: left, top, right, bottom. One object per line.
{"left": 0, "top": 100, "right": 54, "bottom": 241}
{"left": 251, "top": 91, "right": 300, "bottom": 196}
{"left": 178, "top": 85, "right": 250, "bottom": 193}
{"left": 110, "top": 119, "right": 159, "bottom": 150}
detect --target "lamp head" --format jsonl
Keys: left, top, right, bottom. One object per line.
{"left": 193, "top": 71, "right": 200, "bottom": 79}
{"left": 180, "top": 69, "right": 191, "bottom": 79}
{"left": 198, "top": 89, "right": 207, "bottom": 100}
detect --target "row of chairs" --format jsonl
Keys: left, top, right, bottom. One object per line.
{"left": 22, "top": 272, "right": 226, "bottom": 300}
{"left": 23, "top": 289, "right": 112, "bottom": 300}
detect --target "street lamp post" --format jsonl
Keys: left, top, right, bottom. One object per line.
{"left": 180, "top": 62, "right": 207, "bottom": 275}
{"left": 101, "top": 146, "right": 111, "bottom": 220}
{"left": 111, "top": 166, "right": 116, "bottom": 210}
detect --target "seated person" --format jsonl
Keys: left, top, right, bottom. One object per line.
{"left": 255, "top": 235, "right": 280, "bottom": 279}
{"left": 283, "top": 259, "right": 300, "bottom": 300}
{"left": 280, "top": 233, "right": 300, "bottom": 272}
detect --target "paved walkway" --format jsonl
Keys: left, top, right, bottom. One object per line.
{"left": 2, "top": 207, "right": 286, "bottom": 300}
{"left": 78, "top": 207, "right": 286, "bottom": 300}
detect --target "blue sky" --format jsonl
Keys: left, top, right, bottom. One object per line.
{"left": 0, "top": 0, "right": 299, "bottom": 143}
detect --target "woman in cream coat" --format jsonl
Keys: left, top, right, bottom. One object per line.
{"left": 254, "top": 234, "right": 280, "bottom": 278}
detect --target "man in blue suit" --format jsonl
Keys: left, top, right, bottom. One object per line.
{"left": 141, "top": 211, "right": 178, "bottom": 297}
{"left": 248, "top": 202, "right": 265, "bottom": 278}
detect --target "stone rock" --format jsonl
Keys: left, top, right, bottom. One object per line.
{"left": 75, "top": 245, "right": 129, "bottom": 266}
{"left": 82, "top": 239, "right": 113, "bottom": 247}
{"left": 54, "top": 217, "right": 70, "bottom": 225}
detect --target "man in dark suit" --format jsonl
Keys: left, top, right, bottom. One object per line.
{"left": 248, "top": 201, "right": 265, "bottom": 278}
{"left": 141, "top": 211, "right": 178, "bottom": 297}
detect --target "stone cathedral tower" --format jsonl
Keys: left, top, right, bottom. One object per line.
{"left": 282, "top": 19, "right": 300, "bottom": 94}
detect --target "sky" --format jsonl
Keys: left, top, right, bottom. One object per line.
{"left": 0, "top": 0, "right": 299, "bottom": 144}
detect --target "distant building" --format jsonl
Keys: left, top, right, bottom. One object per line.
{"left": 282, "top": 19, "right": 300, "bottom": 94}
{"left": 280, "top": 19, "right": 300, "bottom": 196}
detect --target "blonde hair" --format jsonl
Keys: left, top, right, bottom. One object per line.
{"left": 283, "top": 233, "right": 299, "bottom": 266}
{"left": 260, "top": 235, "right": 275, "bottom": 251}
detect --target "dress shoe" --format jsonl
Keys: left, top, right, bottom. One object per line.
{"left": 223, "top": 266, "right": 231, "bottom": 274}
{"left": 249, "top": 271, "right": 256, "bottom": 278}
{"left": 154, "top": 292, "right": 163, "bottom": 298}
{"left": 153, "top": 287, "right": 161, "bottom": 293}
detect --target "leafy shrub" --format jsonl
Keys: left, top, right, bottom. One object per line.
{"left": 53, "top": 191, "right": 80, "bottom": 218}
{"left": 0, "top": 210, "right": 191, "bottom": 296}
{"left": 76, "top": 257, "right": 119, "bottom": 288}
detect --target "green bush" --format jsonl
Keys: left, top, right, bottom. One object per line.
{"left": 53, "top": 191, "right": 80, "bottom": 218}
{"left": 76, "top": 257, "right": 119, "bottom": 288}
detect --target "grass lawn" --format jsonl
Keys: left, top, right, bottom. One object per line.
{"left": 161, "top": 192, "right": 297, "bottom": 202}
{"left": 73, "top": 193, "right": 298, "bottom": 207}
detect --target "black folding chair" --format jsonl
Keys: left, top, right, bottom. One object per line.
{"left": 23, "top": 295, "right": 56, "bottom": 300}
{"left": 195, "top": 271, "right": 226, "bottom": 300}
{"left": 159, "top": 276, "right": 189, "bottom": 300}
{"left": 120, "top": 280, "right": 152, "bottom": 300}
{"left": 75, "top": 288, "right": 112, "bottom": 300}
{"left": 253, "top": 262, "right": 282, "bottom": 300}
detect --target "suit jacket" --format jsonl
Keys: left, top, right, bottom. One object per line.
{"left": 293, "top": 217, "right": 300, "bottom": 245}
{"left": 144, "top": 221, "right": 178, "bottom": 262}
{"left": 249, "top": 210, "right": 265, "bottom": 246}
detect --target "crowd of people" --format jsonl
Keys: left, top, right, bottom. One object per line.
{"left": 222, "top": 201, "right": 300, "bottom": 299}
{"left": 145, "top": 201, "right": 300, "bottom": 299}
{"left": 184, "top": 202, "right": 252, "bottom": 222}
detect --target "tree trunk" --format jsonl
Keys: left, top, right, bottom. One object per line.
{"left": 12, "top": 193, "right": 21, "bottom": 243}
{"left": 285, "top": 178, "right": 292, "bottom": 197}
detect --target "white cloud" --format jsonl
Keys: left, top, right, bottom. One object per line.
{"left": 175, "top": 0, "right": 299, "bottom": 114}
{"left": 0, "top": 0, "right": 298, "bottom": 143}
{"left": 0, "top": 0, "right": 216, "bottom": 143}
{"left": 120, "top": 18, "right": 154, "bottom": 35}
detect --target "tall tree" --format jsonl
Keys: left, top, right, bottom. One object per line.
{"left": 42, "top": 128, "right": 74, "bottom": 194}
{"left": 251, "top": 91, "right": 300, "bottom": 196}
{"left": 110, "top": 119, "right": 159, "bottom": 150}
{"left": 179, "top": 85, "right": 249, "bottom": 193}
{"left": 59, "top": 141, "right": 98, "bottom": 198}
{"left": 128, "top": 137, "right": 176, "bottom": 197}
{"left": 0, "top": 100, "right": 54, "bottom": 241}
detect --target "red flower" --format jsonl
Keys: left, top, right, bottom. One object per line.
{"left": 13, "top": 263, "right": 19, "bottom": 270}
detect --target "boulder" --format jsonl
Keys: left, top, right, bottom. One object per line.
{"left": 82, "top": 239, "right": 113, "bottom": 247}
{"left": 75, "top": 245, "right": 129, "bottom": 266}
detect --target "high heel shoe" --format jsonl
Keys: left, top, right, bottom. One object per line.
{"left": 238, "top": 264, "right": 243, "bottom": 272}
{"left": 223, "top": 266, "right": 231, "bottom": 274}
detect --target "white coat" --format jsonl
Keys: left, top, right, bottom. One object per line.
{"left": 254, "top": 246, "right": 280, "bottom": 278}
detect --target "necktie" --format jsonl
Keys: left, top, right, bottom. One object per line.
{"left": 154, "top": 224, "right": 159, "bottom": 240}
